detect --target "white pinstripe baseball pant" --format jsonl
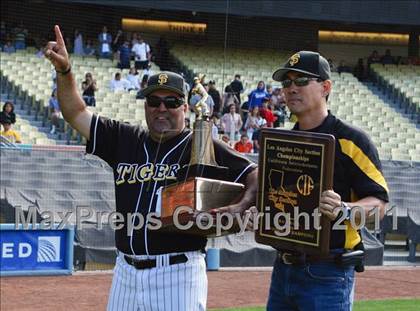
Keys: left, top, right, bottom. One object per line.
{"left": 107, "top": 251, "right": 207, "bottom": 311}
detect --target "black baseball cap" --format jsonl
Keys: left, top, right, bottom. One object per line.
{"left": 272, "top": 51, "right": 331, "bottom": 82}
{"left": 142, "top": 71, "right": 185, "bottom": 97}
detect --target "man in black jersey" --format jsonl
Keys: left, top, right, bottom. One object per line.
{"left": 265, "top": 51, "right": 389, "bottom": 311}
{"left": 45, "top": 25, "right": 257, "bottom": 311}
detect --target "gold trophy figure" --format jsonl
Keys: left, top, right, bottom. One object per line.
{"left": 191, "top": 74, "right": 209, "bottom": 120}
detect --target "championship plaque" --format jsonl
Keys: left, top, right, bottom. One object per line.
{"left": 255, "top": 128, "right": 335, "bottom": 255}
{"left": 159, "top": 76, "right": 244, "bottom": 237}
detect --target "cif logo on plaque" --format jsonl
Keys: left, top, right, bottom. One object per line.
{"left": 296, "top": 174, "right": 314, "bottom": 196}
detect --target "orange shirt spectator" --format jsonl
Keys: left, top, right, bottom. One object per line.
{"left": 234, "top": 134, "right": 253, "bottom": 153}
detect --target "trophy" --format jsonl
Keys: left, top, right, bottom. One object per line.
{"left": 159, "top": 75, "right": 244, "bottom": 236}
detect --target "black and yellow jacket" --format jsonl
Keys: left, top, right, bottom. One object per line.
{"left": 293, "top": 111, "right": 389, "bottom": 249}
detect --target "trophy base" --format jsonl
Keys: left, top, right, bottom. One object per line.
{"left": 160, "top": 177, "right": 244, "bottom": 237}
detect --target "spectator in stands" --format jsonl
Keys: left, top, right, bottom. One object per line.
{"left": 132, "top": 35, "right": 151, "bottom": 70}
{"left": 82, "top": 72, "right": 98, "bottom": 107}
{"left": 131, "top": 32, "right": 139, "bottom": 46}
{"left": 225, "top": 74, "right": 244, "bottom": 105}
{"left": 367, "top": 50, "right": 381, "bottom": 67}
{"left": 248, "top": 81, "right": 269, "bottom": 110}
{"left": 1, "top": 101, "right": 16, "bottom": 124}
{"left": 211, "top": 114, "right": 220, "bottom": 140}
{"left": 13, "top": 22, "right": 28, "bottom": 50}
{"left": 207, "top": 80, "right": 222, "bottom": 115}
{"left": 2, "top": 40, "right": 15, "bottom": 53}
{"left": 266, "top": 84, "right": 273, "bottom": 96}
{"left": 244, "top": 106, "right": 266, "bottom": 141}
{"left": 234, "top": 134, "right": 253, "bottom": 153}
{"left": 221, "top": 134, "right": 232, "bottom": 147}
{"left": 84, "top": 39, "right": 96, "bottom": 56}
{"left": 271, "top": 89, "right": 287, "bottom": 128}
{"left": 367, "top": 50, "right": 381, "bottom": 80}
{"left": 407, "top": 56, "right": 420, "bottom": 66}
{"left": 270, "top": 87, "right": 283, "bottom": 107}
{"left": 223, "top": 84, "right": 240, "bottom": 114}
{"left": 252, "top": 127, "right": 262, "bottom": 153}
{"left": 117, "top": 40, "right": 131, "bottom": 69}
{"left": 35, "top": 43, "right": 45, "bottom": 58}
{"left": 327, "top": 58, "right": 336, "bottom": 72}
{"left": 126, "top": 67, "right": 141, "bottom": 90}
{"left": 73, "top": 29, "right": 84, "bottom": 56}
{"left": 110, "top": 72, "right": 130, "bottom": 92}
{"left": 65, "top": 35, "right": 73, "bottom": 53}
{"left": 221, "top": 104, "right": 242, "bottom": 143}
{"left": 49, "top": 89, "right": 61, "bottom": 134}
{"left": 0, "top": 116, "right": 21, "bottom": 143}
{"left": 112, "top": 29, "right": 124, "bottom": 52}
{"left": 98, "top": 26, "right": 112, "bottom": 59}
{"left": 337, "top": 60, "right": 352, "bottom": 74}
{"left": 135, "top": 64, "right": 154, "bottom": 99}
{"left": 259, "top": 98, "right": 277, "bottom": 128}
{"left": 140, "top": 63, "right": 154, "bottom": 89}
{"left": 354, "top": 58, "right": 366, "bottom": 81}
{"left": 381, "top": 49, "right": 395, "bottom": 65}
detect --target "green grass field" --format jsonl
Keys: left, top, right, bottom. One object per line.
{"left": 210, "top": 299, "right": 420, "bottom": 311}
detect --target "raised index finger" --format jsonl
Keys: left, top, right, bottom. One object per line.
{"left": 54, "top": 25, "right": 65, "bottom": 47}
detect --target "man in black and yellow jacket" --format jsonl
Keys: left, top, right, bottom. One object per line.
{"left": 266, "top": 51, "right": 388, "bottom": 311}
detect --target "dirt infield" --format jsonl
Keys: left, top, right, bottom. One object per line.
{"left": 1, "top": 267, "right": 420, "bottom": 310}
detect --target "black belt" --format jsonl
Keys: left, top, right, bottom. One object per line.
{"left": 124, "top": 254, "right": 188, "bottom": 270}
{"left": 278, "top": 251, "right": 337, "bottom": 265}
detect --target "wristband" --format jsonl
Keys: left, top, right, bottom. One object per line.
{"left": 56, "top": 66, "right": 71, "bottom": 75}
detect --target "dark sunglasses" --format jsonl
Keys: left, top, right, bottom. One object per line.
{"left": 146, "top": 96, "right": 185, "bottom": 109}
{"left": 281, "top": 77, "right": 323, "bottom": 88}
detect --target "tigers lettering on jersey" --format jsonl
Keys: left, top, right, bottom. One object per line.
{"left": 115, "top": 163, "right": 180, "bottom": 185}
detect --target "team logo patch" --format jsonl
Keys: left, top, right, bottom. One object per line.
{"left": 158, "top": 73, "right": 168, "bottom": 85}
{"left": 289, "top": 53, "right": 300, "bottom": 66}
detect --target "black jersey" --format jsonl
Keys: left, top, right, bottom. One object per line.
{"left": 86, "top": 114, "right": 257, "bottom": 255}
{"left": 292, "top": 111, "right": 389, "bottom": 249}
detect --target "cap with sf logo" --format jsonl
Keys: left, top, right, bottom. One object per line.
{"left": 142, "top": 71, "right": 186, "bottom": 97}
{"left": 272, "top": 51, "right": 331, "bottom": 82}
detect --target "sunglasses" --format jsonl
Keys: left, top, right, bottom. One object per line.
{"left": 146, "top": 96, "right": 185, "bottom": 109}
{"left": 281, "top": 77, "right": 322, "bottom": 88}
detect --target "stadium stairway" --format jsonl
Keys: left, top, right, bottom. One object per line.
{"left": 364, "top": 81, "right": 420, "bottom": 127}
{"left": 1, "top": 92, "right": 78, "bottom": 145}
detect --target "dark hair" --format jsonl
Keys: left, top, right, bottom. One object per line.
{"left": 2, "top": 101, "right": 14, "bottom": 113}
{"left": 234, "top": 74, "right": 241, "bottom": 79}
{"left": 0, "top": 113, "right": 12, "bottom": 124}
